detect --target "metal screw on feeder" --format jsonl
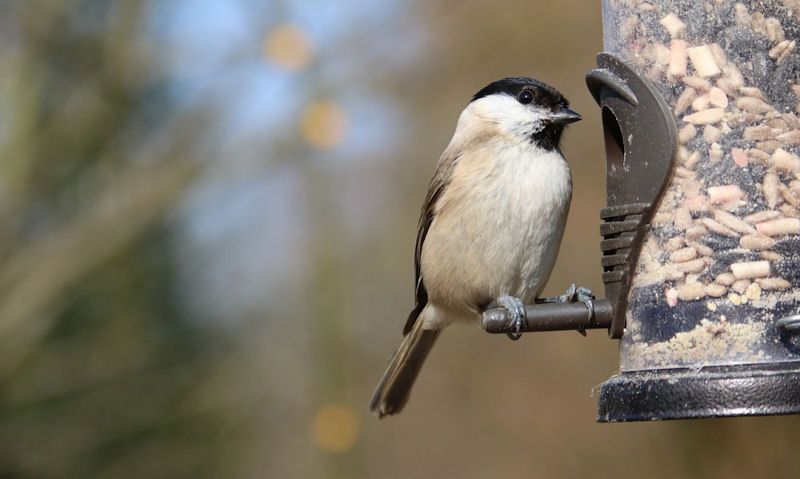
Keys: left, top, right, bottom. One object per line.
{"left": 483, "top": 0, "right": 800, "bottom": 422}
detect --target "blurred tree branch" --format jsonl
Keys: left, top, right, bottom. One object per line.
{"left": 0, "top": 158, "right": 198, "bottom": 379}
{"left": 0, "top": 1, "right": 225, "bottom": 477}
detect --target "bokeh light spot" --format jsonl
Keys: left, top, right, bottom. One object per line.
{"left": 264, "top": 24, "right": 314, "bottom": 72}
{"left": 301, "top": 101, "right": 348, "bottom": 150}
{"left": 311, "top": 404, "right": 360, "bottom": 454}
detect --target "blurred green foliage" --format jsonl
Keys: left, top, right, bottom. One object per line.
{"left": 0, "top": 1, "right": 229, "bottom": 477}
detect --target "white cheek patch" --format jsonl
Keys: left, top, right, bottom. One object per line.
{"left": 467, "top": 94, "right": 551, "bottom": 139}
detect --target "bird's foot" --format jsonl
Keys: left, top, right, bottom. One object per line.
{"left": 561, "top": 284, "right": 595, "bottom": 336}
{"left": 537, "top": 284, "right": 595, "bottom": 336}
{"left": 496, "top": 295, "right": 526, "bottom": 341}
{"left": 558, "top": 283, "right": 594, "bottom": 306}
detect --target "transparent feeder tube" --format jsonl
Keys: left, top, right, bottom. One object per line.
{"left": 603, "top": 0, "right": 800, "bottom": 370}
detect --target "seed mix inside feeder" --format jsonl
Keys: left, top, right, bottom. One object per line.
{"left": 602, "top": 0, "right": 800, "bottom": 370}
{"left": 595, "top": 0, "right": 800, "bottom": 421}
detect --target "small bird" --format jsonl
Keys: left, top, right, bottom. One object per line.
{"left": 370, "top": 77, "right": 585, "bottom": 418}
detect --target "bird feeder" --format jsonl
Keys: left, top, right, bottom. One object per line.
{"left": 483, "top": 0, "right": 800, "bottom": 421}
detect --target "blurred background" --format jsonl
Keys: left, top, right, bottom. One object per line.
{"left": 1, "top": 0, "right": 800, "bottom": 478}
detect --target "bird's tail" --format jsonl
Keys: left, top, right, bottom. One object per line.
{"left": 369, "top": 314, "right": 440, "bottom": 418}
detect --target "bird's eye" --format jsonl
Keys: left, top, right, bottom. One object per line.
{"left": 518, "top": 90, "right": 534, "bottom": 105}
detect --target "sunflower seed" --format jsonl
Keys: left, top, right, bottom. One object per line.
{"left": 715, "top": 272, "right": 736, "bottom": 286}
{"left": 691, "top": 94, "right": 711, "bottom": 112}
{"left": 683, "top": 76, "right": 711, "bottom": 90}
{"left": 731, "top": 148, "right": 749, "bottom": 167}
{"left": 678, "top": 282, "right": 706, "bottom": 301}
{"left": 675, "top": 258, "right": 707, "bottom": 273}
{"left": 715, "top": 210, "right": 757, "bottom": 234}
{"left": 756, "top": 218, "right": 800, "bottom": 236}
{"left": 740, "top": 86, "right": 766, "bottom": 100}
{"left": 675, "top": 87, "right": 697, "bottom": 115}
{"left": 756, "top": 277, "right": 791, "bottom": 290}
{"left": 678, "top": 124, "right": 697, "bottom": 144}
{"left": 736, "top": 96, "right": 773, "bottom": 114}
{"left": 670, "top": 247, "right": 698, "bottom": 263}
{"left": 744, "top": 210, "right": 781, "bottom": 224}
{"left": 708, "top": 184, "right": 745, "bottom": 204}
{"left": 705, "top": 283, "right": 728, "bottom": 297}
{"left": 744, "top": 125, "right": 773, "bottom": 141}
{"left": 684, "top": 108, "right": 725, "bottom": 124}
{"left": 669, "top": 40, "right": 689, "bottom": 78}
{"left": 757, "top": 140, "right": 781, "bottom": 153}
{"left": 764, "top": 172, "right": 781, "bottom": 208}
{"left": 708, "top": 87, "right": 729, "bottom": 108}
{"left": 776, "top": 130, "right": 800, "bottom": 144}
{"left": 769, "top": 40, "right": 795, "bottom": 64}
{"left": 780, "top": 184, "right": 800, "bottom": 206}
{"left": 747, "top": 148, "right": 771, "bottom": 164}
{"left": 731, "top": 260, "right": 770, "bottom": 279}
{"left": 702, "top": 217, "right": 739, "bottom": 237}
{"left": 686, "top": 225, "right": 708, "bottom": 240}
{"left": 688, "top": 45, "right": 722, "bottom": 78}
{"left": 660, "top": 13, "right": 687, "bottom": 38}
{"left": 771, "top": 148, "right": 800, "bottom": 172}
{"left": 704, "top": 125, "right": 722, "bottom": 142}
{"left": 740, "top": 234, "right": 776, "bottom": 251}
{"left": 765, "top": 18, "right": 785, "bottom": 43}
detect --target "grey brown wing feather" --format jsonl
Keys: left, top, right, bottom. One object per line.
{"left": 403, "top": 151, "right": 460, "bottom": 334}
{"left": 370, "top": 149, "right": 460, "bottom": 417}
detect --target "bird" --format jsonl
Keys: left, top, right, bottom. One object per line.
{"left": 369, "top": 76, "right": 586, "bottom": 418}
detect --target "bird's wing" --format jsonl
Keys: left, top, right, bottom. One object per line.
{"left": 403, "top": 149, "right": 460, "bottom": 335}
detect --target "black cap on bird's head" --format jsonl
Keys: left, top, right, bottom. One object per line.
{"left": 471, "top": 76, "right": 581, "bottom": 149}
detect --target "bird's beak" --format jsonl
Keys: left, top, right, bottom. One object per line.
{"left": 549, "top": 108, "right": 582, "bottom": 125}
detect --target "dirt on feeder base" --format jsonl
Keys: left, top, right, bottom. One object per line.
{"left": 622, "top": 318, "right": 766, "bottom": 370}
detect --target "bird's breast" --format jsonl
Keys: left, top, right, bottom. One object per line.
{"left": 421, "top": 141, "right": 572, "bottom": 318}
{"left": 479, "top": 144, "right": 572, "bottom": 294}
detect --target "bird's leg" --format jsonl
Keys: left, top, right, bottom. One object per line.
{"left": 496, "top": 295, "right": 526, "bottom": 341}
{"left": 535, "top": 284, "right": 595, "bottom": 336}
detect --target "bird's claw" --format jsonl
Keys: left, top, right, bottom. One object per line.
{"left": 496, "top": 295, "right": 526, "bottom": 340}
{"left": 559, "top": 284, "right": 595, "bottom": 335}
{"left": 557, "top": 283, "right": 578, "bottom": 303}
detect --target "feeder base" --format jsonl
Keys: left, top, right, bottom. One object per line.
{"left": 597, "top": 361, "right": 800, "bottom": 422}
